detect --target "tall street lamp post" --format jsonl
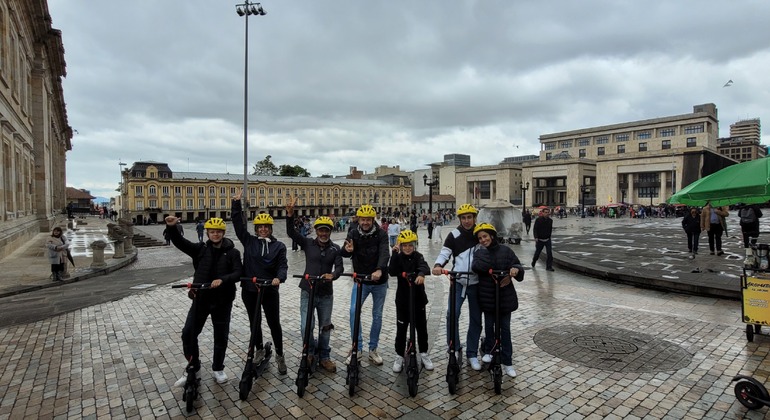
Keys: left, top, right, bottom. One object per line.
{"left": 422, "top": 174, "right": 438, "bottom": 218}
{"left": 118, "top": 161, "right": 127, "bottom": 219}
{"left": 235, "top": 1, "right": 266, "bottom": 221}
{"left": 520, "top": 181, "right": 529, "bottom": 213}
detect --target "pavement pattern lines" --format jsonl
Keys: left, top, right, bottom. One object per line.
{"left": 1, "top": 269, "right": 768, "bottom": 419}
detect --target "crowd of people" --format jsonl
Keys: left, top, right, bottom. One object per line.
{"left": 160, "top": 192, "right": 550, "bottom": 388}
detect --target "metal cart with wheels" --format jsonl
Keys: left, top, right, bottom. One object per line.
{"left": 740, "top": 266, "right": 770, "bottom": 342}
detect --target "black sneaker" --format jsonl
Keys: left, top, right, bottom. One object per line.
{"left": 546, "top": 267, "right": 555, "bottom": 272}
{"left": 531, "top": 260, "right": 536, "bottom": 268}
{"left": 717, "top": 250, "right": 724, "bottom": 256}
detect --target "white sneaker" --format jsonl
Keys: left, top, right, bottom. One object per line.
{"left": 481, "top": 353, "right": 493, "bottom": 364}
{"left": 392, "top": 357, "right": 403, "bottom": 373}
{"left": 469, "top": 357, "right": 482, "bottom": 371}
{"left": 212, "top": 370, "right": 228, "bottom": 384}
{"left": 504, "top": 365, "right": 517, "bottom": 377}
{"left": 173, "top": 375, "right": 187, "bottom": 387}
{"left": 420, "top": 353, "right": 434, "bottom": 371}
{"left": 369, "top": 349, "right": 383, "bottom": 366}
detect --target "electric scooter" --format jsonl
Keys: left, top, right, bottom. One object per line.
{"left": 733, "top": 374, "right": 770, "bottom": 410}
{"left": 402, "top": 271, "right": 421, "bottom": 397}
{"left": 487, "top": 269, "right": 509, "bottom": 394}
{"left": 171, "top": 282, "right": 212, "bottom": 413}
{"left": 340, "top": 272, "right": 377, "bottom": 397}
{"left": 238, "top": 276, "right": 275, "bottom": 401}
{"left": 441, "top": 269, "right": 473, "bottom": 395}
{"left": 292, "top": 273, "right": 335, "bottom": 397}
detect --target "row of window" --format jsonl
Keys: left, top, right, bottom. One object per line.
{"left": 545, "top": 124, "right": 704, "bottom": 150}
{"left": 135, "top": 196, "right": 404, "bottom": 211}
{"left": 133, "top": 185, "right": 407, "bottom": 199}
{"left": 547, "top": 138, "right": 697, "bottom": 159}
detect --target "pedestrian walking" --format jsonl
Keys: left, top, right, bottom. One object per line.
{"left": 522, "top": 209, "right": 531, "bottom": 236}
{"left": 232, "top": 189, "right": 289, "bottom": 375}
{"left": 46, "top": 227, "right": 70, "bottom": 282}
{"left": 700, "top": 201, "right": 728, "bottom": 256}
{"left": 532, "top": 208, "right": 554, "bottom": 271}
{"left": 681, "top": 207, "right": 701, "bottom": 259}
{"left": 196, "top": 220, "right": 205, "bottom": 243}
{"left": 739, "top": 203, "right": 763, "bottom": 248}
{"left": 165, "top": 216, "right": 243, "bottom": 387}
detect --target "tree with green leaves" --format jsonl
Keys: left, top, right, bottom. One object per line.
{"left": 279, "top": 164, "right": 311, "bottom": 177}
{"left": 252, "top": 155, "right": 279, "bottom": 176}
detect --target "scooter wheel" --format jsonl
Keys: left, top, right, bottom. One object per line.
{"left": 407, "top": 369, "right": 418, "bottom": 397}
{"left": 747, "top": 324, "right": 755, "bottom": 342}
{"left": 735, "top": 380, "right": 766, "bottom": 410}
{"left": 347, "top": 369, "right": 357, "bottom": 396}
{"left": 494, "top": 371, "right": 502, "bottom": 395}
{"left": 448, "top": 376, "right": 457, "bottom": 395}
{"left": 296, "top": 371, "right": 308, "bottom": 397}
{"left": 184, "top": 386, "right": 195, "bottom": 413}
{"left": 239, "top": 370, "right": 253, "bottom": 401}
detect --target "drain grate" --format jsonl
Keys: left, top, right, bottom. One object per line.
{"left": 533, "top": 324, "right": 692, "bottom": 373}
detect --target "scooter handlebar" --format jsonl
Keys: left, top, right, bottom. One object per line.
{"left": 239, "top": 276, "right": 277, "bottom": 286}
{"left": 440, "top": 269, "right": 473, "bottom": 278}
{"left": 292, "top": 274, "right": 336, "bottom": 282}
{"left": 171, "top": 282, "right": 212, "bottom": 289}
{"left": 340, "top": 272, "right": 378, "bottom": 284}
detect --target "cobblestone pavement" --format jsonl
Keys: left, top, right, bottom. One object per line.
{"left": 1, "top": 219, "right": 769, "bottom": 419}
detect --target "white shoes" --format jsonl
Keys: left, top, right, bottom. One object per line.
{"left": 504, "top": 365, "right": 517, "bottom": 377}
{"left": 420, "top": 353, "right": 434, "bottom": 371}
{"left": 212, "top": 370, "right": 228, "bottom": 384}
{"left": 469, "top": 357, "right": 482, "bottom": 371}
{"left": 173, "top": 375, "right": 187, "bottom": 387}
{"left": 481, "top": 353, "right": 493, "bottom": 364}
{"left": 392, "top": 357, "right": 403, "bottom": 373}
{"left": 369, "top": 349, "right": 383, "bottom": 366}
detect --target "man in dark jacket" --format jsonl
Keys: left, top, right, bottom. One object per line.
{"left": 522, "top": 209, "right": 532, "bottom": 236}
{"left": 286, "top": 196, "right": 344, "bottom": 372}
{"left": 165, "top": 216, "right": 243, "bottom": 387}
{"left": 232, "top": 190, "right": 289, "bottom": 375}
{"left": 341, "top": 204, "right": 390, "bottom": 366}
{"left": 532, "top": 208, "right": 554, "bottom": 271}
{"left": 739, "top": 203, "right": 763, "bottom": 248}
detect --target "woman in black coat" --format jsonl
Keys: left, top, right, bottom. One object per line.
{"left": 472, "top": 223, "right": 524, "bottom": 378}
{"left": 681, "top": 207, "right": 701, "bottom": 258}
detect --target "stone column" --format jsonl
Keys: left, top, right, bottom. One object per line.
{"left": 113, "top": 239, "right": 126, "bottom": 259}
{"left": 90, "top": 240, "right": 108, "bottom": 268}
{"left": 119, "top": 218, "right": 135, "bottom": 253}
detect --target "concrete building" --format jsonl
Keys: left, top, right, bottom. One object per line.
{"left": 443, "top": 153, "right": 471, "bottom": 167}
{"left": 455, "top": 163, "right": 525, "bottom": 208}
{"left": 717, "top": 118, "right": 766, "bottom": 162}
{"left": 0, "top": 0, "right": 71, "bottom": 259}
{"left": 119, "top": 162, "right": 412, "bottom": 224}
{"left": 523, "top": 104, "right": 736, "bottom": 208}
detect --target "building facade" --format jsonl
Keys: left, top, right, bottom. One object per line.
{"left": 454, "top": 163, "right": 525, "bottom": 208}
{"left": 717, "top": 118, "right": 766, "bottom": 162}
{"left": 0, "top": 0, "right": 71, "bottom": 259}
{"left": 522, "top": 104, "right": 736, "bottom": 208}
{"left": 120, "top": 162, "right": 413, "bottom": 224}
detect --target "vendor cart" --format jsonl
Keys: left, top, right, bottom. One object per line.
{"left": 740, "top": 243, "right": 770, "bottom": 342}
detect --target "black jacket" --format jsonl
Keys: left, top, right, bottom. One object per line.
{"left": 165, "top": 225, "right": 242, "bottom": 304}
{"left": 532, "top": 216, "right": 553, "bottom": 240}
{"left": 388, "top": 249, "right": 431, "bottom": 308}
{"left": 681, "top": 213, "right": 701, "bottom": 234}
{"left": 286, "top": 215, "right": 343, "bottom": 295}
{"left": 231, "top": 200, "right": 288, "bottom": 292}
{"left": 340, "top": 224, "right": 390, "bottom": 283}
{"left": 472, "top": 242, "right": 524, "bottom": 313}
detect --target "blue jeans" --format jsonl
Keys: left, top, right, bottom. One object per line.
{"left": 349, "top": 282, "right": 388, "bottom": 351}
{"left": 389, "top": 235, "right": 398, "bottom": 247}
{"left": 300, "top": 290, "right": 334, "bottom": 360}
{"left": 482, "top": 311, "right": 512, "bottom": 366}
{"left": 446, "top": 283, "right": 482, "bottom": 358}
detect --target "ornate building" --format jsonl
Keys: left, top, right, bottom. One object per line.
{"left": 0, "top": 0, "right": 71, "bottom": 259}
{"left": 119, "top": 162, "right": 412, "bottom": 224}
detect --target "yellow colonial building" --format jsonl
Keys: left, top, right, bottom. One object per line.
{"left": 119, "top": 162, "right": 412, "bottom": 224}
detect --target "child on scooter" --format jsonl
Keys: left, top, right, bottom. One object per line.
{"left": 471, "top": 223, "right": 524, "bottom": 378}
{"left": 388, "top": 229, "right": 433, "bottom": 372}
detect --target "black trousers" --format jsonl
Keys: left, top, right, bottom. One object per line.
{"left": 533, "top": 239, "right": 553, "bottom": 269}
{"left": 242, "top": 288, "right": 284, "bottom": 355}
{"left": 181, "top": 298, "right": 233, "bottom": 371}
{"left": 395, "top": 301, "right": 429, "bottom": 355}
{"left": 707, "top": 223, "right": 724, "bottom": 252}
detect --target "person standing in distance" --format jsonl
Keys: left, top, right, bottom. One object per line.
{"left": 531, "top": 208, "right": 554, "bottom": 271}
{"left": 166, "top": 216, "right": 243, "bottom": 387}
{"left": 341, "top": 204, "right": 390, "bottom": 366}
{"left": 285, "top": 195, "right": 344, "bottom": 373}
{"left": 231, "top": 189, "right": 289, "bottom": 375}
{"left": 431, "top": 203, "right": 484, "bottom": 371}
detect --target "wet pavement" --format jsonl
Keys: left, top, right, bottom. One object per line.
{"left": 0, "top": 214, "right": 769, "bottom": 418}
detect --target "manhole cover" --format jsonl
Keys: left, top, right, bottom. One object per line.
{"left": 533, "top": 324, "right": 692, "bottom": 373}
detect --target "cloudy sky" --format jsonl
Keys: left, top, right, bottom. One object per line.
{"left": 49, "top": 0, "right": 770, "bottom": 200}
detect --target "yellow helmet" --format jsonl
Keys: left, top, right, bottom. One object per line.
{"left": 252, "top": 213, "right": 274, "bottom": 225}
{"left": 457, "top": 203, "right": 478, "bottom": 216}
{"left": 356, "top": 204, "right": 376, "bottom": 218}
{"left": 398, "top": 229, "right": 418, "bottom": 244}
{"left": 204, "top": 217, "right": 226, "bottom": 231}
{"left": 314, "top": 216, "right": 334, "bottom": 230}
{"left": 473, "top": 222, "right": 496, "bottom": 236}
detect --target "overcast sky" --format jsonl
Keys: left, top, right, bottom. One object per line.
{"left": 49, "top": 0, "right": 770, "bottom": 200}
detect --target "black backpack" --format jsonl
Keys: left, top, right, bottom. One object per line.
{"left": 741, "top": 207, "right": 757, "bottom": 225}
